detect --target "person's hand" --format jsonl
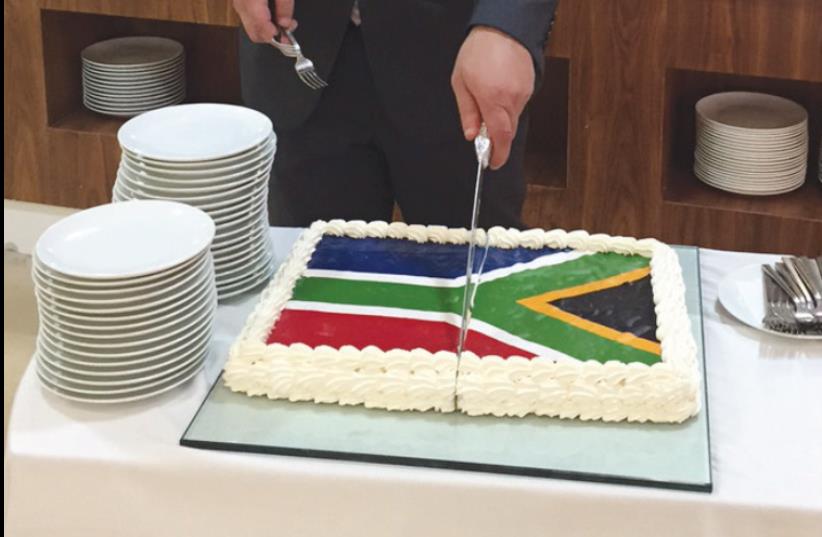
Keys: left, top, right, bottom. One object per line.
{"left": 233, "top": 0, "right": 296, "bottom": 44}
{"left": 451, "top": 26, "right": 534, "bottom": 170}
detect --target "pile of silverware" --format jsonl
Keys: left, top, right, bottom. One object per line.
{"left": 762, "top": 257, "right": 822, "bottom": 335}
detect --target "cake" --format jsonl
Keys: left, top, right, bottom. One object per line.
{"left": 225, "top": 220, "right": 700, "bottom": 423}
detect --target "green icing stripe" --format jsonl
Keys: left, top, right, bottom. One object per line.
{"left": 473, "top": 253, "right": 660, "bottom": 365}
{"left": 292, "top": 277, "right": 463, "bottom": 315}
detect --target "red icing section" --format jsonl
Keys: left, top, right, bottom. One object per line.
{"left": 267, "top": 309, "right": 535, "bottom": 358}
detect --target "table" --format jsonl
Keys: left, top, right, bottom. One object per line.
{"left": 5, "top": 228, "right": 822, "bottom": 537}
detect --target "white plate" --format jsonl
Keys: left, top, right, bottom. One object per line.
{"left": 82, "top": 61, "right": 184, "bottom": 80}
{"left": 82, "top": 66, "right": 184, "bottom": 86}
{"left": 694, "top": 169, "right": 805, "bottom": 196}
{"left": 697, "top": 122, "right": 808, "bottom": 141}
{"left": 694, "top": 163, "right": 807, "bottom": 186}
{"left": 32, "top": 249, "right": 209, "bottom": 292}
{"left": 36, "top": 359, "right": 203, "bottom": 404}
{"left": 37, "top": 346, "right": 205, "bottom": 387}
{"left": 121, "top": 133, "right": 275, "bottom": 170}
{"left": 212, "top": 220, "right": 269, "bottom": 250}
{"left": 37, "top": 287, "right": 216, "bottom": 339}
{"left": 211, "top": 197, "right": 268, "bottom": 226}
{"left": 37, "top": 337, "right": 207, "bottom": 377}
{"left": 696, "top": 92, "right": 808, "bottom": 132}
{"left": 82, "top": 37, "right": 183, "bottom": 68}
{"left": 118, "top": 103, "right": 273, "bottom": 161}
{"left": 33, "top": 247, "right": 209, "bottom": 289}
{"left": 35, "top": 278, "right": 215, "bottom": 333}
{"left": 40, "top": 296, "right": 214, "bottom": 348}
{"left": 215, "top": 249, "right": 273, "bottom": 286}
{"left": 84, "top": 90, "right": 186, "bottom": 110}
{"left": 38, "top": 312, "right": 214, "bottom": 360}
{"left": 38, "top": 357, "right": 203, "bottom": 396}
{"left": 216, "top": 263, "right": 275, "bottom": 300}
{"left": 113, "top": 176, "right": 269, "bottom": 212}
{"left": 120, "top": 142, "right": 274, "bottom": 181}
{"left": 85, "top": 94, "right": 187, "bottom": 111}
{"left": 84, "top": 82, "right": 186, "bottom": 102}
{"left": 84, "top": 84, "right": 186, "bottom": 104}
{"left": 82, "top": 56, "right": 184, "bottom": 75}
{"left": 116, "top": 166, "right": 268, "bottom": 197}
{"left": 33, "top": 254, "right": 210, "bottom": 304}
{"left": 35, "top": 200, "right": 214, "bottom": 279}
{"left": 35, "top": 255, "right": 211, "bottom": 307}
{"left": 37, "top": 324, "right": 212, "bottom": 368}
{"left": 36, "top": 267, "right": 214, "bottom": 321}
{"left": 717, "top": 264, "right": 822, "bottom": 340}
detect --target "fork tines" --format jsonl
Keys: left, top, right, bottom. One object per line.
{"left": 270, "top": 27, "right": 328, "bottom": 90}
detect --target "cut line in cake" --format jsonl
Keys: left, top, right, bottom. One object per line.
{"left": 225, "top": 220, "right": 700, "bottom": 423}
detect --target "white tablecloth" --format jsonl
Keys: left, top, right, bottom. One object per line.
{"left": 5, "top": 228, "right": 822, "bottom": 537}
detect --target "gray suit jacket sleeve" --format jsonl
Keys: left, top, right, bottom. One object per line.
{"left": 468, "top": 0, "right": 559, "bottom": 80}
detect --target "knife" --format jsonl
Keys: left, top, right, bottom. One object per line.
{"left": 456, "top": 124, "right": 491, "bottom": 359}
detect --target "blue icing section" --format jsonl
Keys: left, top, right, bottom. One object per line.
{"left": 307, "top": 236, "right": 567, "bottom": 278}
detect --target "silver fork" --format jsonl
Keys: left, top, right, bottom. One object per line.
{"left": 778, "top": 259, "right": 817, "bottom": 327}
{"left": 762, "top": 271, "right": 794, "bottom": 333}
{"left": 270, "top": 28, "right": 327, "bottom": 90}
{"left": 763, "top": 264, "right": 815, "bottom": 329}
{"left": 794, "top": 257, "right": 822, "bottom": 324}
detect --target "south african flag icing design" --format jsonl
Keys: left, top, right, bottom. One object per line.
{"left": 225, "top": 221, "right": 700, "bottom": 423}
{"left": 269, "top": 236, "right": 662, "bottom": 365}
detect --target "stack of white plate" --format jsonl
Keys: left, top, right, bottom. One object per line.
{"left": 112, "top": 103, "right": 276, "bottom": 300}
{"left": 694, "top": 92, "right": 808, "bottom": 195}
{"left": 33, "top": 201, "right": 217, "bottom": 404}
{"left": 82, "top": 36, "right": 186, "bottom": 117}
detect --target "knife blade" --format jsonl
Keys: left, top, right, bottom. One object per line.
{"left": 456, "top": 124, "right": 491, "bottom": 359}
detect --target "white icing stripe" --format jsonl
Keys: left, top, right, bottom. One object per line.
{"left": 480, "top": 250, "right": 589, "bottom": 283}
{"left": 285, "top": 300, "right": 463, "bottom": 325}
{"left": 467, "top": 319, "right": 578, "bottom": 361}
{"left": 302, "top": 251, "right": 589, "bottom": 288}
{"left": 302, "top": 269, "right": 459, "bottom": 288}
{"left": 283, "top": 301, "right": 575, "bottom": 360}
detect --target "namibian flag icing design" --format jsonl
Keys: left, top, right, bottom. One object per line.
{"left": 267, "top": 236, "right": 662, "bottom": 365}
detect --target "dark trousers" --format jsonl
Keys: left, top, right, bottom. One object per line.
{"left": 268, "top": 25, "right": 529, "bottom": 228}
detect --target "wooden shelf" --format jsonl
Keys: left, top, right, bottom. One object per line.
{"left": 50, "top": 107, "right": 126, "bottom": 136}
{"left": 663, "top": 165, "right": 822, "bottom": 222}
{"left": 42, "top": 9, "right": 241, "bottom": 128}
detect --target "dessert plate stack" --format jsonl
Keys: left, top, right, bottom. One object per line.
{"left": 113, "top": 103, "right": 276, "bottom": 300}
{"left": 694, "top": 92, "right": 808, "bottom": 196}
{"left": 82, "top": 36, "right": 186, "bottom": 117}
{"left": 32, "top": 201, "right": 217, "bottom": 403}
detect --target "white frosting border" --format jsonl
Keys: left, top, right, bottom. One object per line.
{"left": 224, "top": 220, "right": 700, "bottom": 423}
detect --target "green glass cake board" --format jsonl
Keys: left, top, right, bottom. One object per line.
{"left": 181, "top": 246, "right": 711, "bottom": 492}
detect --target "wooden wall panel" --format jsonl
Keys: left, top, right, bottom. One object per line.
{"left": 576, "top": 0, "right": 667, "bottom": 237}
{"left": 669, "top": 0, "right": 822, "bottom": 82}
{"left": 40, "top": 0, "right": 238, "bottom": 26}
{"left": 4, "top": 0, "right": 48, "bottom": 203}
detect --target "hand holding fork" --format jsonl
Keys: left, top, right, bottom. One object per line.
{"left": 269, "top": 27, "right": 328, "bottom": 90}
{"left": 232, "top": 0, "right": 327, "bottom": 89}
